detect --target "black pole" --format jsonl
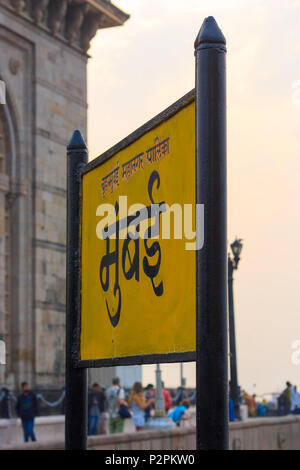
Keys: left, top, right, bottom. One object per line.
{"left": 65, "top": 130, "right": 88, "bottom": 450}
{"left": 195, "top": 17, "right": 228, "bottom": 450}
{"left": 228, "top": 256, "right": 240, "bottom": 419}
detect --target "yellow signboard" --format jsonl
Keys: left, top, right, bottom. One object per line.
{"left": 80, "top": 92, "right": 196, "bottom": 363}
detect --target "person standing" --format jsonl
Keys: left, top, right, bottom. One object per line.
{"left": 228, "top": 383, "right": 235, "bottom": 422}
{"left": 250, "top": 394, "right": 257, "bottom": 417}
{"left": 15, "top": 382, "right": 39, "bottom": 443}
{"left": 242, "top": 389, "right": 256, "bottom": 417}
{"left": 105, "top": 377, "right": 127, "bottom": 434}
{"left": 161, "top": 381, "right": 173, "bottom": 414}
{"left": 129, "top": 382, "right": 154, "bottom": 431}
{"left": 291, "top": 385, "right": 300, "bottom": 414}
{"left": 229, "top": 396, "right": 235, "bottom": 421}
{"left": 283, "top": 381, "right": 292, "bottom": 415}
{"left": 144, "top": 384, "right": 154, "bottom": 423}
{"left": 88, "top": 383, "right": 105, "bottom": 436}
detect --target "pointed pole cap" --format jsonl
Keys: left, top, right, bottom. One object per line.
{"left": 67, "top": 130, "right": 87, "bottom": 150}
{"left": 194, "top": 16, "right": 226, "bottom": 51}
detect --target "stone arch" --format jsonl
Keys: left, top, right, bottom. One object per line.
{"left": 0, "top": 81, "right": 20, "bottom": 373}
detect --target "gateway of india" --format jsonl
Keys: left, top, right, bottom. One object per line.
{"left": 0, "top": 0, "right": 141, "bottom": 393}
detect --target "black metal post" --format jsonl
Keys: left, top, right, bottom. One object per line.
{"left": 195, "top": 17, "right": 228, "bottom": 450}
{"left": 65, "top": 130, "right": 88, "bottom": 450}
{"left": 228, "top": 256, "right": 240, "bottom": 419}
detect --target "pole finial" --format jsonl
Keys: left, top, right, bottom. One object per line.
{"left": 67, "top": 130, "right": 87, "bottom": 150}
{"left": 194, "top": 16, "right": 226, "bottom": 50}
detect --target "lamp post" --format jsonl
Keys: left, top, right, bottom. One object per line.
{"left": 145, "top": 364, "right": 175, "bottom": 429}
{"left": 228, "top": 238, "right": 243, "bottom": 420}
{"left": 180, "top": 363, "right": 186, "bottom": 387}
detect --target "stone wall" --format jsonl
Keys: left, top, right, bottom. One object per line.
{"left": 0, "top": 0, "right": 128, "bottom": 390}
{"left": 1, "top": 415, "right": 300, "bottom": 450}
{"left": 0, "top": 4, "right": 87, "bottom": 390}
{"left": 229, "top": 415, "right": 300, "bottom": 450}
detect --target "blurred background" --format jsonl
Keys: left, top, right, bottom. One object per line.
{"left": 88, "top": 0, "right": 300, "bottom": 397}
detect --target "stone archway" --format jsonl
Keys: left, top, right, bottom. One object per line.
{"left": 0, "top": 92, "right": 18, "bottom": 378}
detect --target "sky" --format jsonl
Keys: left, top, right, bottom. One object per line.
{"left": 87, "top": 0, "right": 300, "bottom": 397}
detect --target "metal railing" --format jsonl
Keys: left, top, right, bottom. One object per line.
{"left": 0, "top": 386, "right": 197, "bottom": 419}
{"left": 0, "top": 388, "right": 66, "bottom": 418}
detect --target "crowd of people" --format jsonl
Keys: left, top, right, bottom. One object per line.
{"left": 10, "top": 378, "right": 192, "bottom": 443}
{"left": 276, "top": 381, "right": 300, "bottom": 416}
{"left": 237, "top": 381, "right": 300, "bottom": 419}
{"left": 15, "top": 377, "right": 300, "bottom": 442}
{"left": 88, "top": 377, "right": 192, "bottom": 436}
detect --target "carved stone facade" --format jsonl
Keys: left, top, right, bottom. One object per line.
{"left": 0, "top": 0, "right": 128, "bottom": 390}
{"left": 4, "top": 0, "right": 129, "bottom": 52}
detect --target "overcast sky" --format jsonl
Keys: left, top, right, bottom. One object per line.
{"left": 87, "top": 0, "right": 300, "bottom": 397}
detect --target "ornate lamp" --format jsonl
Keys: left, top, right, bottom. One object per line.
{"left": 230, "top": 238, "right": 243, "bottom": 269}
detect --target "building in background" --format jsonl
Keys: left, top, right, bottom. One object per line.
{"left": 90, "top": 365, "right": 142, "bottom": 391}
{"left": 0, "top": 0, "right": 142, "bottom": 394}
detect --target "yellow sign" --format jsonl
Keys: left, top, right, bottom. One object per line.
{"left": 80, "top": 96, "right": 196, "bottom": 362}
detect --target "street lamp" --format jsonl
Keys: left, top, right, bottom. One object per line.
{"left": 228, "top": 238, "right": 243, "bottom": 420}
{"left": 230, "top": 238, "right": 243, "bottom": 267}
{"left": 180, "top": 363, "right": 186, "bottom": 387}
{"left": 145, "top": 364, "right": 175, "bottom": 429}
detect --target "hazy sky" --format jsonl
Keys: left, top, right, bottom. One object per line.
{"left": 87, "top": 0, "right": 300, "bottom": 396}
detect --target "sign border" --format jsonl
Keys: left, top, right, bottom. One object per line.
{"left": 75, "top": 88, "right": 196, "bottom": 369}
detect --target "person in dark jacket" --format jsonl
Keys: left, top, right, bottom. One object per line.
{"left": 88, "top": 383, "right": 106, "bottom": 435}
{"left": 16, "top": 382, "right": 39, "bottom": 442}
